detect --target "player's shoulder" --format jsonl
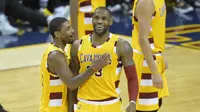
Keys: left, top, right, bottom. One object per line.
{"left": 70, "top": 39, "right": 83, "bottom": 53}
{"left": 137, "top": 0, "right": 154, "bottom": 7}
{"left": 116, "top": 38, "right": 132, "bottom": 52}
{"left": 117, "top": 38, "right": 129, "bottom": 46}
{"left": 48, "top": 50, "right": 65, "bottom": 61}
{"left": 138, "top": 0, "right": 153, "bottom": 4}
{"left": 73, "top": 39, "right": 82, "bottom": 45}
{"left": 72, "top": 38, "right": 83, "bottom": 47}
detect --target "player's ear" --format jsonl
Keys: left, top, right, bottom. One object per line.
{"left": 54, "top": 31, "right": 61, "bottom": 38}
{"left": 109, "top": 17, "right": 113, "bottom": 25}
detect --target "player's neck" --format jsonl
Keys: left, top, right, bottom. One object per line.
{"left": 92, "top": 31, "right": 110, "bottom": 46}
{"left": 53, "top": 40, "right": 65, "bottom": 51}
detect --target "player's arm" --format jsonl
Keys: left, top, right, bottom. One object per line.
{"left": 116, "top": 39, "right": 138, "bottom": 106}
{"left": 136, "top": 0, "right": 163, "bottom": 89}
{"left": 67, "top": 88, "right": 77, "bottom": 112}
{"left": 47, "top": 44, "right": 110, "bottom": 91}
{"left": 70, "top": 0, "right": 79, "bottom": 40}
{"left": 70, "top": 40, "right": 80, "bottom": 76}
{"left": 68, "top": 40, "right": 81, "bottom": 112}
{"left": 136, "top": 0, "right": 158, "bottom": 75}
{"left": 47, "top": 50, "right": 94, "bottom": 91}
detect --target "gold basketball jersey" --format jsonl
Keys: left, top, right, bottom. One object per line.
{"left": 78, "top": 0, "right": 106, "bottom": 38}
{"left": 132, "top": 0, "right": 166, "bottom": 53}
{"left": 77, "top": 33, "right": 122, "bottom": 100}
{"left": 40, "top": 44, "right": 68, "bottom": 112}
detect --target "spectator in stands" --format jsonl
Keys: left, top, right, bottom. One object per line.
{"left": 107, "top": 0, "right": 133, "bottom": 13}
{"left": 0, "top": 0, "right": 18, "bottom": 36}
{"left": 4, "top": 0, "right": 69, "bottom": 30}
{"left": 174, "top": 0, "right": 200, "bottom": 14}
{"left": 174, "top": 0, "right": 194, "bottom": 14}
{"left": 194, "top": 0, "right": 200, "bottom": 7}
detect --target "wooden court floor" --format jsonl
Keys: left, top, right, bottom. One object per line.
{"left": 0, "top": 43, "right": 199, "bottom": 112}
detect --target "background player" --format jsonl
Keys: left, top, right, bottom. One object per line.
{"left": 70, "top": 0, "right": 106, "bottom": 39}
{"left": 132, "top": 0, "right": 169, "bottom": 111}
{"left": 40, "top": 17, "right": 111, "bottom": 112}
{"left": 70, "top": 7, "right": 138, "bottom": 112}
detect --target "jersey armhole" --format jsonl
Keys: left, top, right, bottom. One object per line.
{"left": 115, "top": 38, "right": 122, "bottom": 60}
{"left": 134, "top": 0, "right": 156, "bottom": 22}
{"left": 78, "top": 39, "right": 83, "bottom": 51}
{"left": 115, "top": 38, "right": 123, "bottom": 70}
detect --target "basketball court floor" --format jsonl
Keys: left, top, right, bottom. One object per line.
{"left": 0, "top": 7, "right": 200, "bottom": 112}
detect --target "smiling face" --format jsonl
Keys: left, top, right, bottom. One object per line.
{"left": 92, "top": 8, "right": 113, "bottom": 36}
{"left": 59, "top": 21, "right": 75, "bottom": 44}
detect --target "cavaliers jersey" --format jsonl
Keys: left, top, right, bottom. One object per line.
{"left": 40, "top": 44, "right": 68, "bottom": 112}
{"left": 132, "top": 0, "right": 166, "bottom": 53}
{"left": 77, "top": 33, "right": 122, "bottom": 100}
{"left": 78, "top": 0, "right": 106, "bottom": 38}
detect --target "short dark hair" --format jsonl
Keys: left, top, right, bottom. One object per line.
{"left": 49, "top": 17, "right": 68, "bottom": 38}
{"left": 94, "top": 6, "right": 112, "bottom": 18}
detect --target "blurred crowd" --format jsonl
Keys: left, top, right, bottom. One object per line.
{"left": 173, "top": 0, "right": 200, "bottom": 14}
{"left": 0, "top": 0, "right": 200, "bottom": 36}
{"left": 0, "top": 0, "right": 70, "bottom": 36}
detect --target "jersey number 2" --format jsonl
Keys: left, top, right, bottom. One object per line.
{"left": 87, "top": 66, "right": 102, "bottom": 77}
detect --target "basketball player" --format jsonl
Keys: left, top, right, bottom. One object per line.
{"left": 40, "top": 17, "right": 111, "bottom": 112}
{"left": 70, "top": 0, "right": 106, "bottom": 39}
{"left": 132, "top": 0, "right": 169, "bottom": 111}
{"left": 65, "top": 0, "right": 106, "bottom": 62}
{"left": 69, "top": 7, "right": 139, "bottom": 112}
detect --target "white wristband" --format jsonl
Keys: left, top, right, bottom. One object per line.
{"left": 130, "top": 101, "right": 136, "bottom": 104}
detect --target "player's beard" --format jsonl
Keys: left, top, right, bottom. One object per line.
{"left": 67, "top": 40, "right": 74, "bottom": 44}
{"left": 94, "top": 27, "right": 108, "bottom": 36}
{"left": 65, "top": 35, "right": 75, "bottom": 44}
{"left": 66, "top": 38, "right": 74, "bottom": 44}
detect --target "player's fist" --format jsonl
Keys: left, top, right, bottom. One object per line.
{"left": 152, "top": 74, "right": 163, "bottom": 89}
{"left": 164, "top": 58, "right": 168, "bottom": 70}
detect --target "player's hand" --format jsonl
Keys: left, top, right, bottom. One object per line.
{"left": 152, "top": 74, "right": 163, "bottom": 89}
{"left": 164, "top": 58, "right": 168, "bottom": 70}
{"left": 126, "top": 102, "right": 136, "bottom": 112}
{"left": 91, "top": 53, "right": 111, "bottom": 71}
